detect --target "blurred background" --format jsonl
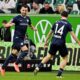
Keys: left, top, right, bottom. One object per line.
{"left": 0, "top": 0, "right": 80, "bottom": 14}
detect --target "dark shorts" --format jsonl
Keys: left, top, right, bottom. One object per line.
{"left": 12, "top": 36, "right": 28, "bottom": 51}
{"left": 49, "top": 43, "right": 68, "bottom": 57}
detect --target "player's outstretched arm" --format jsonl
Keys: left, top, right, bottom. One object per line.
{"left": 29, "top": 24, "right": 37, "bottom": 31}
{"left": 3, "top": 21, "right": 15, "bottom": 28}
{"left": 70, "top": 31, "right": 80, "bottom": 45}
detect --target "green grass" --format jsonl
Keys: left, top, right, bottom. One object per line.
{"left": 0, "top": 72, "right": 80, "bottom": 80}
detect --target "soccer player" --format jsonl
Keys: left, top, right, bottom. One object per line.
{"left": 34, "top": 11, "right": 80, "bottom": 78}
{"left": 0, "top": 5, "right": 37, "bottom": 76}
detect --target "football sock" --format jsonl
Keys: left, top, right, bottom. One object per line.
{"left": 57, "top": 68, "right": 64, "bottom": 76}
{"left": 37, "top": 63, "right": 43, "bottom": 69}
{"left": 15, "top": 50, "right": 28, "bottom": 65}
{"left": 2, "top": 54, "right": 17, "bottom": 69}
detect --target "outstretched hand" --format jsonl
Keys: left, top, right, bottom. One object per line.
{"left": 44, "top": 42, "right": 48, "bottom": 49}
{"left": 78, "top": 41, "right": 80, "bottom": 46}
{"left": 34, "top": 28, "right": 38, "bottom": 31}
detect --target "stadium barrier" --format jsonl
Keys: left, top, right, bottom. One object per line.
{"left": 0, "top": 59, "right": 52, "bottom": 72}
{"left": 0, "top": 42, "right": 80, "bottom": 71}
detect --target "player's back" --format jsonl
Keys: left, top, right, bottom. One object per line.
{"left": 51, "top": 19, "right": 72, "bottom": 45}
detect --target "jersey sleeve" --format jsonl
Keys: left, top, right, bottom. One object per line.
{"left": 67, "top": 23, "right": 73, "bottom": 32}
{"left": 11, "top": 16, "right": 18, "bottom": 23}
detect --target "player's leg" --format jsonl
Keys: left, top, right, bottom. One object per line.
{"left": 34, "top": 43, "right": 57, "bottom": 75}
{"left": 34, "top": 53, "right": 53, "bottom": 75}
{"left": 14, "top": 45, "right": 28, "bottom": 72}
{"left": 57, "top": 56, "right": 68, "bottom": 78}
{"left": 0, "top": 49, "right": 18, "bottom": 76}
{"left": 60, "top": 56, "right": 68, "bottom": 69}
{"left": 57, "top": 45, "right": 68, "bottom": 77}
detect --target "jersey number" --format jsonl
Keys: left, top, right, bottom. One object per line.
{"left": 55, "top": 24, "right": 65, "bottom": 35}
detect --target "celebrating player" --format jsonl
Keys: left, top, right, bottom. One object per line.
{"left": 34, "top": 11, "right": 80, "bottom": 78}
{"left": 0, "top": 5, "right": 37, "bottom": 76}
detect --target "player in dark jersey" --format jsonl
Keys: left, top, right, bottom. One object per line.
{"left": 0, "top": 5, "right": 37, "bottom": 76}
{"left": 34, "top": 11, "right": 80, "bottom": 77}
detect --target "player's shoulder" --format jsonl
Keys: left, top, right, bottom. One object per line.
{"left": 54, "top": 19, "right": 62, "bottom": 25}
{"left": 59, "top": 19, "right": 71, "bottom": 25}
{"left": 13, "top": 15, "right": 21, "bottom": 19}
{"left": 26, "top": 16, "right": 30, "bottom": 19}
{"left": 55, "top": 19, "right": 64, "bottom": 23}
{"left": 66, "top": 20, "right": 72, "bottom": 26}
{"left": 53, "top": 20, "right": 59, "bottom": 24}
{"left": 67, "top": 20, "right": 71, "bottom": 24}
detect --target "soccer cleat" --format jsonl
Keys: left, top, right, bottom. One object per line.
{"left": 0, "top": 67, "right": 5, "bottom": 76}
{"left": 34, "top": 67, "right": 39, "bottom": 75}
{"left": 13, "top": 63, "right": 20, "bottom": 72}
{"left": 56, "top": 75, "right": 63, "bottom": 78}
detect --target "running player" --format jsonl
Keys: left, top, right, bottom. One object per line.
{"left": 34, "top": 11, "right": 80, "bottom": 78}
{"left": 0, "top": 5, "right": 37, "bottom": 76}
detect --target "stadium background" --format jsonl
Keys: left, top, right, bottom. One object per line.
{"left": 0, "top": 0, "right": 80, "bottom": 80}
{"left": 0, "top": 14, "right": 80, "bottom": 70}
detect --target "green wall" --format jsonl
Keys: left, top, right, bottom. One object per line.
{"left": 0, "top": 14, "right": 80, "bottom": 43}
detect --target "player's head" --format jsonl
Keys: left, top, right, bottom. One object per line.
{"left": 61, "top": 11, "right": 68, "bottom": 18}
{"left": 20, "top": 5, "right": 30, "bottom": 16}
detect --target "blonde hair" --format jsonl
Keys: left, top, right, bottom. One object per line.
{"left": 57, "top": 4, "right": 65, "bottom": 13}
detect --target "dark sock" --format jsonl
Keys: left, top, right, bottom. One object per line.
{"left": 15, "top": 51, "right": 28, "bottom": 65}
{"left": 37, "top": 63, "right": 43, "bottom": 69}
{"left": 2, "top": 54, "right": 17, "bottom": 69}
{"left": 57, "top": 68, "right": 64, "bottom": 76}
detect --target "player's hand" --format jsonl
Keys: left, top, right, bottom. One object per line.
{"left": 78, "top": 41, "right": 80, "bottom": 46}
{"left": 34, "top": 28, "right": 37, "bottom": 31}
{"left": 44, "top": 43, "right": 48, "bottom": 49}
{"left": 2, "top": 23, "right": 6, "bottom": 27}
{"left": 34, "top": 28, "right": 38, "bottom": 34}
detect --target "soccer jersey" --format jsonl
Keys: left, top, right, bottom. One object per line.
{"left": 51, "top": 19, "right": 72, "bottom": 45}
{"left": 11, "top": 15, "right": 32, "bottom": 51}
{"left": 12, "top": 15, "right": 31, "bottom": 38}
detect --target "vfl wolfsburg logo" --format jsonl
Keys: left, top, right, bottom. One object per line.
{"left": 34, "top": 20, "right": 52, "bottom": 43}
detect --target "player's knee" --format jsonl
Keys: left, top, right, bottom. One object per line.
{"left": 21, "top": 45, "right": 28, "bottom": 51}
{"left": 11, "top": 49, "right": 18, "bottom": 55}
{"left": 63, "top": 56, "right": 68, "bottom": 59}
{"left": 21, "top": 50, "right": 28, "bottom": 53}
{"left": 62, "top": 56, "right": 68, "bottom": 62}
{"left": 47, "top": 54, "right": 52, "bottom": 59}
{"left": 11, "top": 52, "right": 18, "bottom": 56}
{"left": 19, "top": 50, "right": 28, "bottom": 60}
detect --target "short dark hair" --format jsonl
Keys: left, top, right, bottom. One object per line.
{"left": 61, "top": 11, "right": 68, "bottom": 17}
{"left": 44, "top": 1, "right": 50, "bottom": 4}
{"left": 2, "top": 20, "right": 7, "bottom": 24}
{"left": 33, "top": 0, "right": 39, "bottom": 4}
{"left": 21, "top": 5, "right": 30, "bottom": 12}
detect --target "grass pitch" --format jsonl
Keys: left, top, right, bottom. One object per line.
{"left": 0, "top": 72, "right": 80, "bottom": 80}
